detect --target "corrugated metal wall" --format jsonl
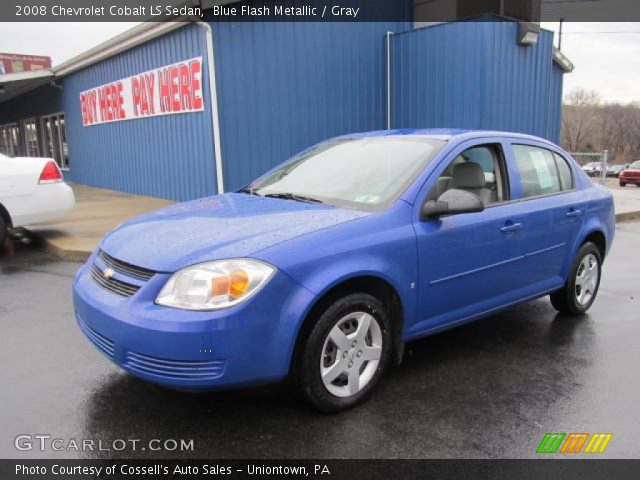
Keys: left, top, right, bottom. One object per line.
{"left": 548, "top": 64, "right": 564, "bottom": 144}
{"left": 391, "top": 20, "right": 561, "bottom": 141}
{"left": 209, "top": 18, "right": 410, "bottom": 191}
{"left": 62, "top": 24, "right": 217, "bottom": 201}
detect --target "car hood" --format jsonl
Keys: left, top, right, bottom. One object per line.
{"left": 100, "top": 193, "right": 370, "bottom": 272}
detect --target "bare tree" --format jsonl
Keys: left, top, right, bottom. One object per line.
{"left": 561, "top": 88, "right": 601, "bottom": 153}
{"left": 561, "top": 89, "right": 640, "bottom": 163}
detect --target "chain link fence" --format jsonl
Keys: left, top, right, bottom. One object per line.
{"left": 567, "top": 150, "right": 609, "bottom": 185}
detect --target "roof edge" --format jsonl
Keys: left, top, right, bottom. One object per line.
{"left": 53, "top": 21, "right": 188, "bottom": 77}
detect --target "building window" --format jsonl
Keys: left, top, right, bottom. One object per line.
{"left": 21, "top": 118, "right": 40, "bottom": 157}
{"left": 41, "top": 113, "right": 69, "bottom": 169}
{"left": 0, "top": 123, "right": 20, "bottom": 156}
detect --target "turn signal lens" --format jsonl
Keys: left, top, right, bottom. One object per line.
{"left": 156, "top": 259, "right": 275, "bottom": 311}
{"left": 229, "top": 269, "right": 250, "bottom": 298}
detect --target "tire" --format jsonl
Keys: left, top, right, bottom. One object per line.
{"left": 550, "top": 242, "right": 602, "bottom": 315}
{"left": 0, "top": 215, "right": 6, "bottom": 252}
{"left": 620, "top": 182, "right": 626, "bottom": 187}
{"left": 294, "top": 293, "right": 392, "bottom": 412}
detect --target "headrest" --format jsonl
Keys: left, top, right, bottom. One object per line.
{"left": 451, "top": 162, "right": 486, "bottom": 189}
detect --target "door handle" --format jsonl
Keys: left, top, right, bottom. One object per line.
{"left": 566, "top": 209, "right": 583, "bottom": 218}
{"left": 500, "top": 222, "right": 523, "bottom": 233}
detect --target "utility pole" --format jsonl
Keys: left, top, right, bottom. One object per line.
{"left": 558, "top": 18, "right": 564, "bottom": 50}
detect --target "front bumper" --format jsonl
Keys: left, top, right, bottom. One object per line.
{"left": 620, "top": 175, "right": 640, "bottom": 184}
{"left": 72, "top": 254, "right": 315, "bottom": 390}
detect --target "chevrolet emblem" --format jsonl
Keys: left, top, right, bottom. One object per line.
{"left": 103, "top": 267, "right": 115, "bottom": 279}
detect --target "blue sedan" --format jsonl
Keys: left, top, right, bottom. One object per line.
{"left": 73, "top": 129, "right": 615, "bottom": 411}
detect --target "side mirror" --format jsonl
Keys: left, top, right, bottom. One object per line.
{"left": 421, "top": 189, "right": 484, "bottom": 220}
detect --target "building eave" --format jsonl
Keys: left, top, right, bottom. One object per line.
{"left": 53, "top": 22, "right": 188, "bottom": 77}
{"left": 553, "top": 47, "right": 574, "bottom": 73}
{"left": 0, "top": 69, "right": 55, "bottom": 104}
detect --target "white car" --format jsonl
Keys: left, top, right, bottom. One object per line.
{"left": 0, "top": 153, "right": 75, "bottom": 247}
{"left": 582, "top": 162, "right": 603, "bottom": 177}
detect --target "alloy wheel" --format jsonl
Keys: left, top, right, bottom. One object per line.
{"left": 320, "top": 312, "right": 382, "bottom": 397}
{"left": 575, "top": 253, "right": 599, "bottom": 306}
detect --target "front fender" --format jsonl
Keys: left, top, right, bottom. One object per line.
{"left": 254, "top": 201, "right": 419, "bottom": 336}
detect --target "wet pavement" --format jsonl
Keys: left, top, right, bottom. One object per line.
{"left": 1, "top": 223, "right": 639, "bottom": 459}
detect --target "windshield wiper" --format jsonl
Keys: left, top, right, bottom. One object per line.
{"left": 238, "top": 187, "right": 262, "bottom": 196}
{"left": 263, "top": 192, "right": 324, "bottom": 204}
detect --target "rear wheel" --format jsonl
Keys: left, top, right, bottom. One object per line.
{"left": 0, "top": 216, "right": 7, "bottom": 252}
{"left": 294, "top": 293, "right": 391, "bottom": 412}
{"left": 550, "top": 242, "right": 602, "bottom": 315}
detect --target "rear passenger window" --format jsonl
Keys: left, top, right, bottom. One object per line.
{"left": 513, "top": 145, "right": 561, "bottom": 198}
{"left": 553, "top": 152, "right": 574, "bottom": 190}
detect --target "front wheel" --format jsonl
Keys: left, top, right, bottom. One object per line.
{"left": 550, "top": 242, "right": 602, "bottom": 315}
{"left": 294, "top": 293, "right": 392, "bottom": 412}
{"left": 620, "top": 181, "right": 626, "bottom": 187}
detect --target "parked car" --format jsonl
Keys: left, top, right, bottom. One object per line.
{"left": 0, "top": 153, "right": 75, "bottom": 248}
{"left": 606, "top": 164, "right": 625, "bottom": 178}
{"left": 582, "top": 161, "right": 603, "bottom": 177}
{"left": 73, "top": 130, "right": 615, "bottom": 412}
{"left": 619, "top": 160, "right": 640, "bottom": 187}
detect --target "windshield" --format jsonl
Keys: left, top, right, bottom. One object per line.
{"left": 245, "top": 136, "right": 445, "bottom": 210}
{"left": 629, "top": 161, "right": 640, "bottom": 169}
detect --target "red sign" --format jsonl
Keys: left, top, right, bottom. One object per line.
{"left": 79, "top": 57, "right": 204, "bottom": 127}
{"left": 0, "top": 53, "right": 52, "bottom": 74}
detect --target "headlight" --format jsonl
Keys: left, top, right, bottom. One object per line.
{"left": 156, "top": 259, "right": 275, "bottom": 311}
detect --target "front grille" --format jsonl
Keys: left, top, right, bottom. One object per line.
{"left": 123, "top": 351, "right": 226, "bottom": 381}
{"left": 77, "top": 316, "right": 115, "bottom": 359}
{"left": 91, "top": 264, "right": 140, "bottom": 297}
{"left": 97, "top": 249, "right": 156, "bottom": 281}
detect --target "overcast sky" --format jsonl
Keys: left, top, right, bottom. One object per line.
{"left": 0, "top": 21, "right": 638, "bottom": 103}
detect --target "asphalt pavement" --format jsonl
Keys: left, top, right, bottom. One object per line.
{"left": 1, "top": 222, "right": 639, "bottom": 459}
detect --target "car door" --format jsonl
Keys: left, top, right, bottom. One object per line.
{"left": 410, "top": 139, "right": 527, "bottom": 336}
{"left": 506, "top": 142, "right": 586, "bottom": 289}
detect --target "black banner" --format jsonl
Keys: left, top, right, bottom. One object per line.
{"left": 1, "top": 459, "right": 639, "bottom": 480}
{"left": 1, "top": 0, "right": 640, "bottom": 22}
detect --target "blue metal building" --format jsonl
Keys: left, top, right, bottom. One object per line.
{"left": 0, "top": 5, "right": 571, "bottom": 201}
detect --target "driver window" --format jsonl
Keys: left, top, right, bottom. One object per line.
{"left": 429, "top": 144, "right": 508, "bottom": 206}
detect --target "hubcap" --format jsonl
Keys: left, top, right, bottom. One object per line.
{"left": 575, "top": 253, "right": 599, "bottom": 306}
{"left": 320, "top": 312, "right": 382, "bottom": 397}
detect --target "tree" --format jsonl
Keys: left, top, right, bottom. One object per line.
{"left": 561, "top": 88, "right": 601, "bottom": 153}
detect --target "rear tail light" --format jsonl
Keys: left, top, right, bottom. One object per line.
{"left": 39, "top": 161, "right": 62, "bottom": 184}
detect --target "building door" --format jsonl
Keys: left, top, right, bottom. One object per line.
{"left": 41, "top": 113, "right": 69, "bottom": 169}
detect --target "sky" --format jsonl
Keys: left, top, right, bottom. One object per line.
{"left": 0, "top": 21, "right": 639, "bottom": 104}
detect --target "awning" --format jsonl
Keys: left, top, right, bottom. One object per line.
{"left": 0, "top": 69, "right": 55, "bottom": 104}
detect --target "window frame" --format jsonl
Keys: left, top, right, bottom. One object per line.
{"left": 0, "top": 122, "right": 21, "bottom": 157}
{"left": 40, "top": 112, "right": 69, "bottom": 171}
{"left": 425, "top": 142, "right": 512, "bottom": 208}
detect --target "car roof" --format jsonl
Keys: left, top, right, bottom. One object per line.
{"left": 340, "top": 128, "right": 557, "bottom": 145}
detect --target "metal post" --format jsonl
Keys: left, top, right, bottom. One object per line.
{"left": 600, "top": 149, "right": 608, "bottom": 185}
{"left": 386, "top": 31, "right": 393, "bottom": 130}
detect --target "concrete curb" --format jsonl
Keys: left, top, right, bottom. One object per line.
{"left": 28, "top": 210, "right": 640, "bottom": 262}
{"left": 615, "top": 211, "right": 640, "bottom": 223}
{"left": 40, "top": 238, "right": 91, "bottom": 263}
